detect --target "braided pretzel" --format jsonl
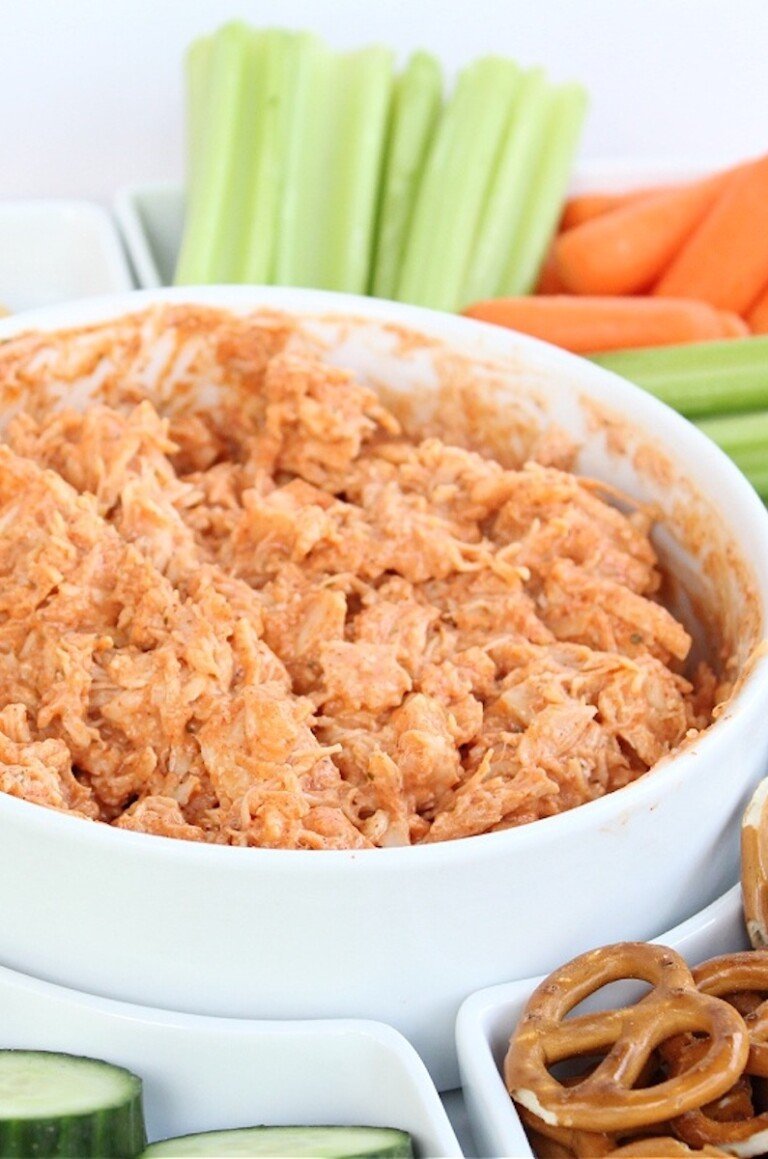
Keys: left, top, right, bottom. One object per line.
{"left": 505, "top": 943, "right": 749, "bottom": 1133}
{"left": 742, "top": 778, "right": 768, "bottom": 949}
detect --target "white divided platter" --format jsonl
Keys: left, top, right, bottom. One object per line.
{"left": 0, "top": 201, "right": 133, "bottom": 311}
{"left": 456, "top": 884, "right": 749, "bottom": 1159}
{"left": 113, "top": 161, "right": 711, "bottom": 291}
{"left": 0, "top": 962, "right": 461, "bottom": 1158}
{"left": 114, "top": 183, "right": 183, "bottom": 288}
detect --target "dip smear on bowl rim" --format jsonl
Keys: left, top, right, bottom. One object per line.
{"left": 0, "top": 300, "right": 744, "bottom": 852}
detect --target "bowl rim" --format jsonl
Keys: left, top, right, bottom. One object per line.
{"left": 1, "top": 282, "right": 767, "bottom": 867}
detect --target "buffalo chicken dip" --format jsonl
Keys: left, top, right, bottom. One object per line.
{"left": 0, "top": 315, "right": 718, "bottom": 848}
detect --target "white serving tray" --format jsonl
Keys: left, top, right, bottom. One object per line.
{"left": 456, "top": 883, "right": 748, "bottom": 1159}
{"left": 0, "top": 200, "right": 133, "bottom": 311}
{"left": 0, "top": 961, "right": 461, "bottom": 1157}
{"left": 114, "top": 161, "right": 712, "bottom": 291}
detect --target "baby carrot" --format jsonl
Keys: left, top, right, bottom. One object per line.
{"left": 561, "top": 188, "right": 667, "bottom": 230}
{"left": 535, "top": 247, "right": 566, "bottom": 294}
{"left": 720, "top": 312, "right": 751, "bottom": 338}
{"left": 553, "top": 176, "right": 727, "bottom": 297}
{"left": 747, "top": 283, "right": 768, "bottom": 334}
{"left": 462, "top": 295, "right": 746, "bottom": 353}
{"left": 560, "top": 169, "right": 734, "bottom": 231}
{"left": 654, "top": 155, "right": 768, "bottom": 312}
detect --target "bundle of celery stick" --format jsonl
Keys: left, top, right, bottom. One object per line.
{"left": 175, "top": 23, "right": 587, "bottom": 311}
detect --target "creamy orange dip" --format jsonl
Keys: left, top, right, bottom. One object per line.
{"left": 0, "top": 335, "right": 718, "bottom": 848}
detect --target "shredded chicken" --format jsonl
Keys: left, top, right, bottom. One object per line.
{"left": 0, "top": 344, "right": 717, "bottom": 848}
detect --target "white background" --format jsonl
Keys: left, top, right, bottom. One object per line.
{"left": 1, "top": 0, "right": 767, "bottom": 202}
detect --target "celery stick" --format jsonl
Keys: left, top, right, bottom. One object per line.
{"left": 591, "top": 336, "right": 768, "bottom": 418}
{"left": 746, "top": 474, "right": 768, "bottom": 499}
{"left": 498, "top": 81, "right": 588, "bottom": 296}
{"left": 460, "top": 67, "right": 549, "bottom": 306}
{"left": 174, "top": 22, "right": 260, "bottom": 285}
{"left": 696, "top": 410, "right": 768, "bottom": 454}
{"left": 395, "top": 57, "right": 521, "bottom": 312}
{"left": 275, "top": 41, "right": 393, "bottom": 292}
{"left": 221, "top": 30, "right": 267, "bottom": 282}
{"left": 185, "top": 36, "right": 213, "bottom": 207}
{"left": 370, "top": 52, "right": 443, "bottom": 300}
{"left": 695, "top": 410, "right": 768, "bottom": 497}
{"left": 273, "top": 36, "right": 333, "bottom": 287}
{"left": 728, "top": 466, "right": 768, "bottom": 499}
{"left": 173, "top": 35, "right": 212, "bottom": 285}
{"left": 323, "top": 46, "right": 394, "bottom": 292}
{"left": 241, "top": 30, "right": 301, "bottom": 283}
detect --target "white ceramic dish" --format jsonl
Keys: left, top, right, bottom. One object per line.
{"left": 456, "top": 884, "right": 748, "bottom": 1159}
{"left": 0, "top": 286, "right": 766, "bottom": 1093}
{"left": 0, "top": 960, "right": 460, "bottom": 1157}
{"left": 0, "top": 200, "right": 133, "bottom": 311}
{"left": 113, "top": 161, "right": 712, "bottom": 289}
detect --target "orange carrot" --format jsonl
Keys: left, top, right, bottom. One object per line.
{"left": 747, "top": 283, "right": 768, "bottom": 334}
{"left": 535, "top": 248, "right": 567, "bottom": 294}
{"left": 655, "top": 155, "right": 768, "bottom": 312}
{"left": 719, "top": 311, "right": 750, "bottom": 337}
{"left": 560, "top": 169, "right": 736, "bottom": 231}
{"left": 462, "top": 295, "right": 747, "bottom": 353}
{"left": 561, "top": 187, "right": 671, "bottom": 230}
{"left": 553, "top": 176, "right": 728, "bottom": 296}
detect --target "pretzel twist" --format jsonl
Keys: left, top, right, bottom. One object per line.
{"left": 694, "top": 952, "right": 768, "bottom": 1076}
{"left": 517, "top": 1104, "right": 618, "bottom": 1157}
{"left": 656, "top": 952, "right": 768, "bottom": 1154}
{"left": 505, "top": 943, "right": 749, "bottom": 1133}
{"left": 742, "top": 777, "right": 768, "bottom": 949}
{"left": 605, "top": 1141, "right": 728, "bottom": 1157}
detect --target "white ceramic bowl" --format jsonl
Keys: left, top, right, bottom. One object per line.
{"left": 0, "top": 285, "right": 766, "bottom": 1092}
{"left": 456, "top": 884, "right": 748, "bottom": 1158}
{"left": 0, "top": 964, "right": 460, "bottom": 1157}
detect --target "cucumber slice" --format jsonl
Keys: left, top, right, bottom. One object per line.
{"left": 0, "top": 1050, "right": 146, "bottom": 1158}
{"left": 142, "top": 1125, "right": 414, "bottom": 1158}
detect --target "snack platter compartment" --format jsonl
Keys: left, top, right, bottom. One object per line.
{"left": 0, "top": 963, "right": 461, "bottom": 1157}
{"left": 457, "top": 886, "right": 749, "bottom": 1158}
{"left": 0, "top": 201, "right": 133, "bottom": 310}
